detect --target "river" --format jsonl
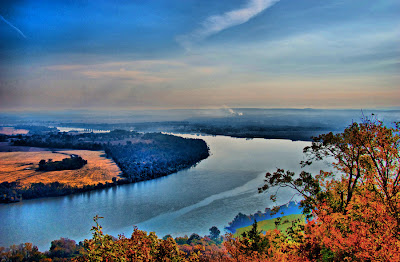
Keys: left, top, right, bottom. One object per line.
{"left": 0, "top": 134, "right": 330, "bottom": 251}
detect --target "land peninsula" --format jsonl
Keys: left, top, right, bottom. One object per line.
{"left": 0, "top": 130, "right": 209, "bottom": 203}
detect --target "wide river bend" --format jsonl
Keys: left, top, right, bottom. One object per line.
{"left": 0, "top": 134, "right": 329, "bottom": 251}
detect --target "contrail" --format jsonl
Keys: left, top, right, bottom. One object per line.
{"left": 176, "top": 0, "right": 280, "bottom": 50}
{"left": 0, "top": 15, "right": 26, "bottom": 38}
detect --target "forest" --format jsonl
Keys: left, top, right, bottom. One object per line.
{"left": 104, "top": 133, "right": 210, "bottom": 182}
{"left": 1, "top": 119, "right": 399, "bottom": 261}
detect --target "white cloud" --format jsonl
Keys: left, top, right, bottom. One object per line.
{"left": 80, "top": 70, "right": 173, "bottom": 83}
{"left": 176, "top": 0, "right": 280, "bottom": 50}
{"left": 44, "top": 59, "right": 227, "bottom": 85}
{"left": 46, "top": 60, "right": 185, "bottom": 72}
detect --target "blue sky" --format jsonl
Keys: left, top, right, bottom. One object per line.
{"left": 0, "top": 0, "right": 399, "bottom": 110}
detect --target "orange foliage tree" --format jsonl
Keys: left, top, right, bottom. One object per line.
{"left": 73, "top": 215, "right": 186, "bottom": 261}
{"left": 260, "top": 118, "right": 400, "bottom": 261}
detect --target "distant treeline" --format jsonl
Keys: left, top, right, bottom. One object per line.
{"left": 57, "top": 121, "right": 334, "bottom": 141}
{"left": 15, "top": 125, "right": 58, "bottom": 134}
{"left": 12, "top": 132, "right": 104, "bottom": 150}
{"left": 12, "top": 129, "right": 146, "bottom": 150}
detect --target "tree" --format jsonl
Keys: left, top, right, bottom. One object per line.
{"left": 301, "top": 119, "right": 400, "bottom": 225}
{"left": 224, "top": 223, "right": 289, "bottom": 262}
{"left": 241, "top": 220, "right": 270, "bottom": 254}
{"left": 74, "top": 215, "right": 185, "bottom": 261}
{"left": 162, "top": 234, "right": 173, "bottom": 240}
{"left": 259, "top": 118, "right": 400, "bottom": 261}
{"left": 38, "top": 159, "right": 46, "bottom": 171}
{"left": 209, "top": 226, "right": 221, "bottom": 240}
{"left": 187, "top": 233, "right": 201, "bottom": 244}
{"left": 48, "top": 237, "right": 80, "bottom": 259}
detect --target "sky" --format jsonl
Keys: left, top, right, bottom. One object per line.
{"left": 0, "top": 0, "right": 399, "bottom": 110}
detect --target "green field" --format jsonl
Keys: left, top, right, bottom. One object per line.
{"left": 234, "top": 214, "right": 305, "bottom": 236}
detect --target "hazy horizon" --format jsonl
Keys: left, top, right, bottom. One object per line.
{"left": 2, "top": 107, "right": 400, "bottom": 115}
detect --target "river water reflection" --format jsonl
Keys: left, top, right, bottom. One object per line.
{"left": 0, "top": 134, "right": 330, "bottom": 250}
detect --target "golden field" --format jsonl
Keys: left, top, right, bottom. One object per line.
{"left": 0, "top": 150, "right": 122, "bottom": 187}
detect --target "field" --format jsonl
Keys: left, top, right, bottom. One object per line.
{"left": 234, "top": 214, "right": 305, "bottom": 236}
{"left": 0, "top": 150, "right": 122, "bottom": 187}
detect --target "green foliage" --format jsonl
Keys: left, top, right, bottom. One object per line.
{"left": 240, "top": 220, "right": 270, "bottom": 254}
{"left": 234, "top": 214, "right": 304, "bottom": 237}
{"left": 320, "top": 247, "right": 335, "bottom": 262}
